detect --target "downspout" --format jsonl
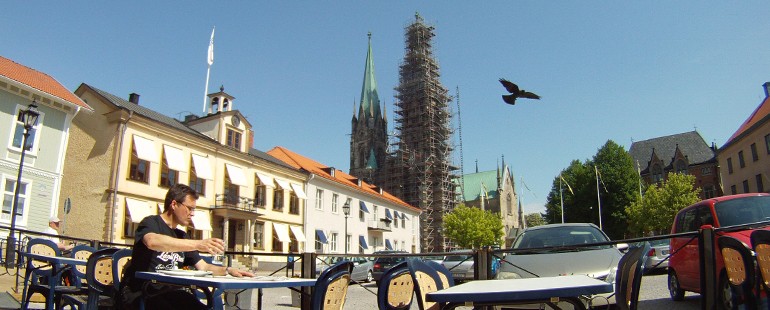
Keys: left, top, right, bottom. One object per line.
{"left": 305, "top": 174, "right": 314, "bottom": 252}
{"left": 108, "top": 110, "right": 133, "bottom": 243}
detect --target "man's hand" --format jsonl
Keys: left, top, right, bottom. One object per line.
{"left": 226, "top": 267, "right": 255, "bottom": 278}
{"left": 196, "top": 238, "right": 225, "bottom": 255}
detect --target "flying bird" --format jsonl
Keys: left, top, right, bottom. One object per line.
{"left": 499, "top": 78, "right": 540, "bottom": 105}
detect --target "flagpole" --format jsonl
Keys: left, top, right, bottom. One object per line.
{"left": 595, "top": 166, "right": 602, "bottom": 230}
{"left": 559, "top": 174, "right": 565, "bottom": 224}
{"left": 203, "top": 27, "right": 215, "bottom": 114}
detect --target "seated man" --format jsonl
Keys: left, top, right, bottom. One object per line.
{"left": 42, "top": 216, "right": 74, "bottom": 253}
{"left": 122, "top": 184, "right": 254, "bottom": 309}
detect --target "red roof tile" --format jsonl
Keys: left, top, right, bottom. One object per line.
{"left": 267, "top": 146, "right": 419, "bottom": 212}
{"left": 725, "top": 96, "right": 770, "bottom": 146}
{"left": 0, "top": 56, "right": 90, "bottom": 110}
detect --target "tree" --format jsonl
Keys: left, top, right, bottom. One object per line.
{"left": 626, "top": 172, "right": 701, "bottom": 236}
{"left": 544, "top": 140, "right": 639, "bottom": 239}
{"left": 443, "top": 204, "right": 504, "bottom": 249}
{"left": 525, "top": 213, "right": 547, "bottom": 227}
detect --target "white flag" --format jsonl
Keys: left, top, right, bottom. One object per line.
{"left": 207, "top": 27, "right": 215, "bottom": 66}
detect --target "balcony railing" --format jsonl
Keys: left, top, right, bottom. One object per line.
{"left": 367, "top": 219, "right": 392, "bottom": 231}
{"left": 215, "top": 193, "right": 259, "bottom": 213}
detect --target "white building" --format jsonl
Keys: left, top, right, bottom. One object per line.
{"left": 268, "top": 146, "right": 421, "bottom": 254}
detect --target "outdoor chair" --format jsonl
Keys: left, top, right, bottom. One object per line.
{"left": 615, "top": 242, "right": 649, "bottom": 310}
{"left": 20, "top": 238, "right": 80, "bottom": 310}
{"left": 424, "top": 259, "right": 455, "bottom": 288}
{"left": 311, "top": 260, "right": 353, "bottom": 310}
{"left": 69, "top": 244, "right": 95, "bottom": 291}
{"left": 751, "top": 230, "right": 770, "bottom": 309}
{"left": 112, "top": 249, "right": 132, "bottom": 293}
{"left": 377, "top": 261, "right": 413, "bottom": 310}
{"left": 719, "top": 236, "right": 759, "bottom": 310}
{"left": 407, "top": 258, "right": 446, "bottom": 310}
{"left": 60, "top": 247, "right": 120, "bottom": 310}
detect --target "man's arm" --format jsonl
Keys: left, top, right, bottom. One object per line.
{"left": 194, "top": 259, "right": 255, "bottom": 277}
{"left": 142, "top": 232, "right": 225, "bottom": 254}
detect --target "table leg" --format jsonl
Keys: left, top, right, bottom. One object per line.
{"left": 258, "top": 288, "right": 263, "bottom": 310}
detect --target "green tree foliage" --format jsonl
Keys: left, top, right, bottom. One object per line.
{"left": 525, "top": 213, "right": 547, "bottom": 227}
{"left": 544, "top": 140, "right": 639, "bottom": 240}
{"left": 626, "top": 172, "right": 701, "bottom": 236}
{"left": 443, "top": 204, "right": 504, "bottom": 249}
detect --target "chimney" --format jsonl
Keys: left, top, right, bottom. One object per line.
{"left": 764, "top": 82, "right": 770, "bottom": 98}
{"left": 184, "top": 114, "right": 198, "bottom": 122}
{"left": 128, "top": 93, "right": 140, "bottom": 104}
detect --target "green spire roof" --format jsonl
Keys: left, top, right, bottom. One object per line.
{"left": 359, "top": 32, "right": 381, "bottom": 121}
{"left": 366, "top": 148, "right": 378, "bottom": 169}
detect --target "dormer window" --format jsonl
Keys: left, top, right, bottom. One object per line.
{"left": 226, "top": 129, "right": 242, "bottom": 150}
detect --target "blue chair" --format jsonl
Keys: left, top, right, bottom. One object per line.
{"left": 21, "top": 238, "right": 79, "bottom": 310}
{"left": 112, "top": 249, "right": 132, "bottom": 293}
{"left": 407, "top": 258, "right": 446, "bottom": 310}
{"left": 718, "top": 236, "right": 758, "bottom": 310}
{"left": 61, "top": 248, "right": 121, "bottom": 310}
{"left": 377, "top": 261, "right": 413, "bottom": 310}
{"left": 424, "top": 259, "right": 455, "bottom": 288}
{"left": 69, "top": 244, "right": 95, "bottom": 291}
{"left": 751, "top": 230, "right": 770, "bottom": 310}
{"left": 311, "top": 260, "right": 353, "bottom": 310}
{"left": 615, "top": 242, "right": 649, "bottom": 310}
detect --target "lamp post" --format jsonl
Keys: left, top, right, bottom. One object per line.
{"left": 5, "top": 102, "right": 40, "bottom": 267}
{"left": 342, "top": 201, "right": 351, "bottom": 255}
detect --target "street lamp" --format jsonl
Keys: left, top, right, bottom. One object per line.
{"left": 5, "top": 102, "right": 39, "bottom": 267}
{"left": 342, "top": 200, "right": 351, "bottom": 255}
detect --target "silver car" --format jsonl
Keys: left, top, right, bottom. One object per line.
{"left": 442, "top": 251, "right": 474, "bottom": 283}
{"left": 644, "top": 239, "right": 669, "bottom": 270}
{"left": 497, "top": 223, "right": 626, "bottom": 307}
{"left": 317, "top": 256, "right": 374, "bottom": 283}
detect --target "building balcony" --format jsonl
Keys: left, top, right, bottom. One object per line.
{"left": 367, "top": 219, "right": 392, "bottom": 232}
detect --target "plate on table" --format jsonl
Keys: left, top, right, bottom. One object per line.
{"left": 158, "top": 269, "right": 212, "bottom": 277}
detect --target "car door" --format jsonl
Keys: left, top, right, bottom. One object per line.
{"left": 679, "top": 205, "right": 711, "bottom": 290}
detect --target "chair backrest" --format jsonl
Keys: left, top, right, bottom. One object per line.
{"left": 751, "top": 230, "right": 770, "bottom": 291}
{"left": 69, "top": 244, "right": 95, "bottom": 288}
{"left": 312, "top": 269, "right": 351, "bottom": 310}
{"left": 615, "top": 242, "right": 649, "bottom": 310}
{"left": 377, "top": 261, "right": 413, "bottom": 310}
{"left": 112, "top": 249, "right": 132, "bottom": 292}
{"left": 424, "top": 260, "right": 454, "bottom": 288}
{"left": 26, "top": 238, "right": 61, "bottom": 272}
{"left": 407, "top": 258, "right": 444, "bottom": 310}
{"left": 85, "top": 248, "right": 120, "bottom": 309}
{"left": 318, "top": 260, "right": 353, "bottom": 281}
{"left": 718, "top": 236, "right": 758, "bottom": 310}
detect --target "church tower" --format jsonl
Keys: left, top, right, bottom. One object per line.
{"left": 350, "top": 33, "right": 388, "bottom": 184}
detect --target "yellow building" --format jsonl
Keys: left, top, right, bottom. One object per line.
{"left": 60, "top": 84, "right": 307, "bottom": 264}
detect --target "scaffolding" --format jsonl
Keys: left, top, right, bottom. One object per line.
{"left": 384, "top": 13, "right": 457, "bottom": 253}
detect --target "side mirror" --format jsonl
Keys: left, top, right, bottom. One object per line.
{"left": 616, "top": 243, "right": 629, "bottom": 252}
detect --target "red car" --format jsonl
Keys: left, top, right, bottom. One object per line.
{"left": 668, "top": 193, "right": 770, "bottom": 309}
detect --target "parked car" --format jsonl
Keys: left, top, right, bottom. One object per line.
{"left": 644, "top": 239, "right": 670, "bottom": 271}
{"left": 442, "top": 251, "right": 474, "bottom": 283}
{"left": 371, "top": 250, "right": 408, "bottom": 285}
{"left": 497, "top": 223, "right": 626, "bottom": 307}
{"left": 315, "top": 256, "right": 374, "bottom": 283}
{"left": 668, "top": 193, "right": 770, "bottom": 310}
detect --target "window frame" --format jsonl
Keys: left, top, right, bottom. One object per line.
{"left": 226, "top": 128, "right": 242, "bottom": 150}
{"left": 159, "top": 151, "right": 179, "bottom": 188}
{"left": 8, "top": 105, "right": 44, "bottom": 156}
{"left": 253, "top": 222, "right": 265, "bottom": 250}
{"left": 189, "top": 161, "right": 206, "bottom": 196}
{"left": 273, "top": 188, "right": 284, "bottom": 211}
{"left": 1, "top": 176, "right": 30, "bottom": 226}
{"left": 128, "top": 142, "right": 150, "bottom": 183}
{"left": 739, "top": 151, "right": 746, "bottom": 168}
{"left": 751, "top": 143, "right": 759, "bottom": 161}
{"left": 315, "top": 189, "right": 324, "bottom": 211}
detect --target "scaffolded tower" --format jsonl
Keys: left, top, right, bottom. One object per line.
{"left": 384, "top": 13, "right": 457, "bottom": 253}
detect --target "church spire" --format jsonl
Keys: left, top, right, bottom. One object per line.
{"left": 359, "top": 32, "right": 381, "bottom": 121}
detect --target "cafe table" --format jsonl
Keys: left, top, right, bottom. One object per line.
{"left": 135, "top": 271, "right": 317, "bottom": 310}
{"left": 426, "top": 274, "right": 613, "bottom": 310}
{"left": 20, "top": 252, "right": 86, "bottom": 310}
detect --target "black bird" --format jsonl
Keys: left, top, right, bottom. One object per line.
{"left": 499, "top": 78, "right": 540, "bottom": 105}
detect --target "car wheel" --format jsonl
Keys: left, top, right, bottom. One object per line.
{"left": 366, "top": 270, "right": 373, "bottom": 283}
{"left": 719, "top": 274, "right": 733, "bottom": 310}
{"left": 668, "top": 270, "right": 685, "bottom": 301}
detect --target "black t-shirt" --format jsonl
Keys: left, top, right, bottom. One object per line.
{"left": 126, "top": 215, "right": 201, "bottom": 291}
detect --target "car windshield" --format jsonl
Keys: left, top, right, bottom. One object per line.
{"left": 513, "top": 225, "right": 611, "bottom": 250}
{"left": 715, "top": 196, "right": 770, "bottom": 227}
{"left": 649, "top": 239, "right": 669, "bottom": 247}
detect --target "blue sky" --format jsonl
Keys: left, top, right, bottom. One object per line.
{"left": 3, "top": 2, "right": 769, "bottom": 214}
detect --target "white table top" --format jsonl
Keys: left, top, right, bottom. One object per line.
{"left": 135, "top": 272, "right": 316, "bottom": 290}
{"left": 427, "top": 275, "right": 613, "bottom": 305}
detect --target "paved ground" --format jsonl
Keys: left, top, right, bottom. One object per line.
{"left": 0, "top": 267, "right": 703, "bottom": 309}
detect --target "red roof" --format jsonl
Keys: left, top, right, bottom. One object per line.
{"left": 267, "top": 146, "right": 419, "bottom": 212}
{"left": 0, "top": 56, "right": 90, "bottom": 110}
{"left": 725, "top": 95, "right": 770, "bottom": 147}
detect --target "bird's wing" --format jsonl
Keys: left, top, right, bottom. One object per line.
{"left": 499, "top": 79, "right": 519, "bottom": 94}
{"left": 520, "top": 91, "right": 541, "bottom": 100}
{"left": 502, "top": 94, "right": 517, "bottom": 105}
